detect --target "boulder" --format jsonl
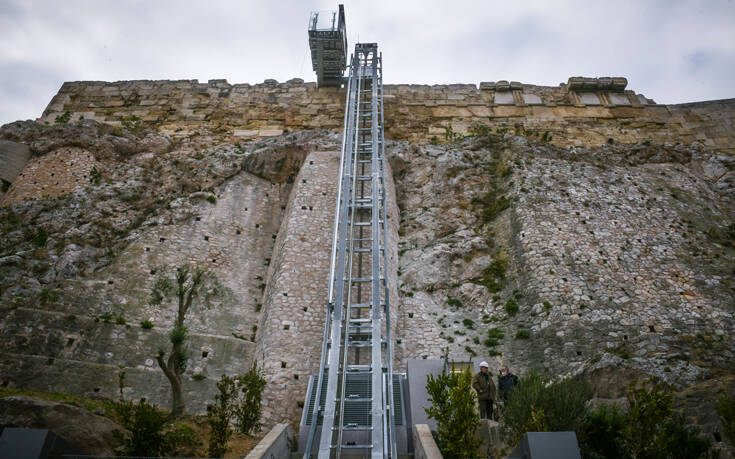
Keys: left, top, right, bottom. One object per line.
{"left": 0, "top": 395, "right": 127, "bottom": 455}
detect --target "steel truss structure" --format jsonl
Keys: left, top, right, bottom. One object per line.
{"left": 303, "top": 42, "right": 397, "bottom": 458}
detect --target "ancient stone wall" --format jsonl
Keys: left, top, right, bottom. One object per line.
{"left": 39, "top": 78, "right": 735, "bottom": 152}
{"left": 255, "top": 149, "right": 401, "bottom": 427}
{"left": 2, "top": 147, "right": 99, "bottom": 205}
{"left": 0, "top": 164, "right": 286, "bottom": 413}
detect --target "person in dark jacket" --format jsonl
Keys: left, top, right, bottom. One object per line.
{"left": 498, "top": 365, "right": 519, "bottom": 401}
{"left": 471, "top": 361, "right": 496, "bottom": 420}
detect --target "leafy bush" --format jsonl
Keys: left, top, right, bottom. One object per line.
{"left": 623, "top": 380, "right": 710, "bottom": 459}
{"left": 89, "top": 166, "right": 102, "bottom": 184}
{"left": 505, "top": 298, "right": 519, "bottom": 316}
{"left": 501, "top": 370, "right": 592, "bottom": 446}
{"left": 462, "top": 318, "right": 475, "bottom": 329}
{"left": 32, "top": 227, "right": 48, "bottom": 247}
{"left": 114, "top": 399, "right": 200, "bottom": 457}
{"left": 206, "top": 195, "right": 217, "bottom": 204}
{"left": 425, "top": 361, "right": 480, "bottom": 458}
{"left": 485, "top": 328, "right": 505, "bottom": 347}
{"left": 206, "top": 365, "right": 267, "bottom": 457}
{"left": 54, "top": 111, "right": 71, "bottom": 124}
{"left": 577, "top": 403, "right": 629, "bottom": 459}
{"left": 234, "top": 363, "right": 267, "bottom": 435}
{"left": 447, "top": 297, "right": 462, "bottom": 308}
{"left": 140, "top": 320, "right": 154, "bottom": 329}
{"left": 473, "top": 254, "right": 508, "bottom": 293}
{"left": 99, "top": 311, "right": 113, "bottom": 323}
{"left": 118, "top": 399, "right": 169, "bottom": 456}
{"left": 116, "top": 316, "right": 126, "bottom": 325}
{"left": 207, "top": 375, "right": 237, "bottom": 458}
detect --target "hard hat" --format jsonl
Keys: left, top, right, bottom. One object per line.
{"left": 479, "top": 361, "right": 489, "bottom": 368}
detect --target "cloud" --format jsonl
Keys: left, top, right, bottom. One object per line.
{"left": 0, "top": 0, "right": 733, "bottom": 125}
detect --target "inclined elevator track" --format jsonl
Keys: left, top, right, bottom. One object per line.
{"left": 303, "top": 43, "right": 397, "bottom": 459}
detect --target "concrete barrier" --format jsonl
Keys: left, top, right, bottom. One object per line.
{"left": 412, "top": 424, "right": 442, "bottom": 459}
{"left": 244, "top": 423, "right": 295, "bottom": 459}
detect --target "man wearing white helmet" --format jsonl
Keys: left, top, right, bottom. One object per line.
{"left": 471, "top": 360, "right": 496, "bottom": 420}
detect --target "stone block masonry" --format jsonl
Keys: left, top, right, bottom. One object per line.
{"left": 256, "top": 151, "right": 341, "bottom": 426}
{"left": 255, "top": 150, "right": 401, "bottom": 427}
{"left": 39, "top": 78, "right": 735, "bottom": 152}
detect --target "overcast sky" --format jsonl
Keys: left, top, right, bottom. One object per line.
{"left": 1, "top": 0, "right": 734, "bottom": 125}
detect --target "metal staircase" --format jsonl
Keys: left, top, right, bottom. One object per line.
{"left": 302, "top": 42, "right": 397, "bottom": 458}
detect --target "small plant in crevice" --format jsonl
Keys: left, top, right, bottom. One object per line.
{"left": 447, "top": 297, "right": 462, "bottom": 308}
{"left": 505, "top": 298, "right": 519, "bottom": 316}
{"left": 54, "top": 111, "right": 71, "bottom": 124}
{"left": 515, "top": 329, "right": 530, "bottom": 339}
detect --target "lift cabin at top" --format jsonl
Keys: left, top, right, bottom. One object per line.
{"left": 308, "top": 5, "right": 347, "bottom": 87}
{"left": 300, "top": 4, "right": 410, "bottom": 459}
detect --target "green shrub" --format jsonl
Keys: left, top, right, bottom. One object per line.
{"left": 54, "top": 111, "right": 71, "bottom": 124}
{"left": 501, "top": 371, "right": 592, "bottom": 446}
{"left": 462, "top": 318, "right": 475, "bottom": 329}
{"left": 473, "top": 254, "right": 508, "bottom": 292}
{"left": 624, "top": 380, "right": 710, "bottom": 459}
{"left": 99, "top": 311, "right": 113, "bottom": 323}
{"left": 447, "top": 297, "right": 462, "bottom": 308}
{"left": 515, "top": 329, "right": 530, "bottom": 339}
{"left": 484, "top": 257, "right": 508, "bottom": 279}
{"left": 192, "top": 373, "right": 206, "bottom": 381}
{"left": 89, "top": 167, "right": 102, "bottom": 185}
{"left": 425, "top": 361, "right": 480, "bottom": 458}
{"left": 487, "top": 328, "right": 505, "bottom": 339}
{"left": 543, "top": 301, "right": 551, "bottom": 310}
{"left": 163, "top": 423, "right": 202, "bottom": 457}
{"left": 206, "top": 195, "right": 217, "bottom": 204}
{"left": 207, "top": 375, "right": 236, "bottom": 458}
{"left": 169, "top": 325, "right": 187, "bottom": 345}
{"left": 577, "top": 403, "right": 629, "bottom": 459}
{"left": 505, "top": 298, "right": 519, "bottom": 316}
{"left": 118, "top": 399, "right": 169, "bottom": 456}
{"left": 234, "top": 363, "right": 267, "bottom": 435}
{"left": 116, "top": 316, "right": 126, "bottom": 325}
{"left": 32, "top": 227, "right": 48, "bottom": 247}
{"left": 140, "top": 320, "right": 154, "bottom": 329}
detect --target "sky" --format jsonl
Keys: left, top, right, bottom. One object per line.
{"left": 1, "top": 0, "right": 734, "bottom": 125}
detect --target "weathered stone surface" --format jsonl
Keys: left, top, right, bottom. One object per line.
{"left": 0, "top": 140, "right": 31, "bottom": 184}
{"left": 0, "top": 75, "right": 734, "bottom": 435}
{"left": 0, "top": 396, "right": 127, "bottom": 455}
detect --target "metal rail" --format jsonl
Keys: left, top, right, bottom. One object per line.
{"left": 304, "top": 42, "right": 396, "bottom": 458}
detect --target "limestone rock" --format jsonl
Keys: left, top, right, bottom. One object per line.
{"left": 0, "top": 396, "right": 127, "bottom": 455}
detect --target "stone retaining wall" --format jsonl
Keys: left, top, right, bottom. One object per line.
{"left": 38, "top": 78, "right": 735, "bottom": 151}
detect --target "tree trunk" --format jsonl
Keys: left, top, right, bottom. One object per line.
{"left": 169, "top": 373, "right": 185, "bottom": 418}
{"left": 156, "top": 351, "right": 185, "bottom": 418}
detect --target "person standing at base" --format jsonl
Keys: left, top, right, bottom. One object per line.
{"left": 498, "top": 365, "right": 519, "bottom": 401}
{"left": 471, "top": 361, "right": 496, "bottom": 420}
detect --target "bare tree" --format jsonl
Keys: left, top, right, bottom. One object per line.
{"left": 151, "top": 264, "right": 216, "bottom": 418}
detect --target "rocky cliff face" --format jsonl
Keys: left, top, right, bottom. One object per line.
{"left": 1, "top": 80, "right": 734, "bottom": 445}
